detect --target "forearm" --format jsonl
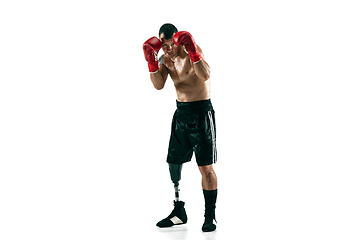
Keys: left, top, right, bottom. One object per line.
{"left": 150, "top": 71, "right": 166, "bottom": 90}
{"left": 194, "top": 60, "right": 210, "bottom": 81}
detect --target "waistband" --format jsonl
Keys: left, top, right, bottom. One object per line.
{"left": 176, "top": 99, "right": 213, "bottom": 114}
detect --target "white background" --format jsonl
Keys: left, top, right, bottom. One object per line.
{"left": 1, "top": 0, "right": 359, "bottom": 239}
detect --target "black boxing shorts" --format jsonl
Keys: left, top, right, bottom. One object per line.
{"left": 167, "top": 99, "right": 217, "bottom": 166}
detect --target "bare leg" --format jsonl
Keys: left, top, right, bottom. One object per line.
{"left": 198, "top": 164, "right": 217, "bottom": 190}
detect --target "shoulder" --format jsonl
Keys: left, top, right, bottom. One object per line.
{"left": 159, "top": 54, "right": 173, "bottom": 70}
{"left": 159, "top": 54, "right": 164, "bottom": 65}
{"left": 158, "top": 54, "right": 170, "bottom": 74}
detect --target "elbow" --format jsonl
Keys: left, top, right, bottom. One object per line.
{"left": 202, "top": 72, "right": 210, "bottom": 81}
{"left": 154, "top": 84, "right": 164, "bottom": 90}
{"left": 196, "top": 71, "right": 210, "bottom": 81}
{"left": 150, "top": 77, "right": 165, "bottom": 90}
{"left": 200, "top": 67, "right": 210, "bottom": 81}
{"left": 204, "top": 73, "right": 210, "bottom": 81}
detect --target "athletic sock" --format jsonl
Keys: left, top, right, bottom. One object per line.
{"left": 203, "top": 189, "right": 217, "bottom": 210}
{"left": 202, "top": 189, "right": 217, "bottom": 232}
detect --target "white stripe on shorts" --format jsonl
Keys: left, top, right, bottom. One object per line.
{"left": 208, "top": 111, "right": 216, "bottom": 163}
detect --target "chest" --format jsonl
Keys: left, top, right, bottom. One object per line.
{"left": 165, "top": 56, "right": 195, "bottom": 80}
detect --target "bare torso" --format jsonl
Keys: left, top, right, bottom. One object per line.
{"left": 161, "top": 46, "right": 211, "bottom": 102}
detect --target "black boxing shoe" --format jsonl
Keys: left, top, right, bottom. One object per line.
{"left": 202, "top": 207, "right": 217, "bottom": 232}
{"left": 156, "top": 201, "right": 188, "bottom": 228}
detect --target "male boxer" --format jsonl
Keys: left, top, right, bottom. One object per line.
{"left": 143, "top": 23, "right": 218, "bottom": 232}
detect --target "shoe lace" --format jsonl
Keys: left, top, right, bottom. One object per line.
{"left": 204, "top": 210, "right": 217, "bottom": 224}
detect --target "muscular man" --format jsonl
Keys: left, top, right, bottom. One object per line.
{"left": 143, "top": 23, "right": 218, "bottom": 232}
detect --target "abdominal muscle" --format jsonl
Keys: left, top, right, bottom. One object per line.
{"left": 174, "top": 78, "right": 211, "bottom": 102}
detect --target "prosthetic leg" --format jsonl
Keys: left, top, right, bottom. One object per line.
{"left": 156, "top": 163, "right": 188, "bottom": 228}
{"left": 169, "top": 163, "right": 182, "bottom": 201}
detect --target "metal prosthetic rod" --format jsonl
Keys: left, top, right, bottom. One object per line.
{"left": 169, "top": 163, "right": 183, "bottom": 201}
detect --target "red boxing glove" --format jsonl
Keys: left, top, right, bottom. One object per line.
{"left": 143, "top": 36, "right": 162, "bottom": 72}
{"left": 173, "top": 31, "right": 202, "bottom": 63}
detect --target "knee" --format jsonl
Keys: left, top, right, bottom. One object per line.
{"left": 204, "top": 171, "right": 216, "bottom": 182}
{"left": 199, "top": 165, "right": 216, "bottom": 181}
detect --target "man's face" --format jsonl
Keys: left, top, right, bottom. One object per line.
{"left": 160, "top": 33, "right": 180, "bottom": 58}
